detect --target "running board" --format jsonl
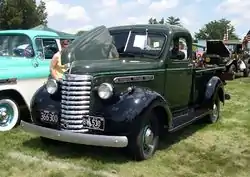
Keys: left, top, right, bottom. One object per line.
{"left": 169, "top": 109, "right": 211, "bottom": 132}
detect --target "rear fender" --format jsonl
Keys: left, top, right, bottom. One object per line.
{"left": 204, "top": 76, "right": 225, "bottom": 105}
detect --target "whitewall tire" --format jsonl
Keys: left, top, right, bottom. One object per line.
{"left": 0, "top": 98, "right": 20, "bottom": 131}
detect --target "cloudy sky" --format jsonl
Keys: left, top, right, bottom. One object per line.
{"left": 42, "top": 0, "right": 250, "bottom": 39}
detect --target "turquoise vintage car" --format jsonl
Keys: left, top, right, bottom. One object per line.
{"left": 0, "top": 29, "right": 75, "bottom": 131}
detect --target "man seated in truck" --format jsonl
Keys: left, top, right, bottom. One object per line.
{"left": 170, "top": 39, "right": 186, "bottom": 59}
{"left": 50, "top": 40, "right": 69, "bottom": 80}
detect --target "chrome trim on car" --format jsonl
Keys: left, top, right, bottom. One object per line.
{"left": 20, "top": 121, "right": 128, "bottom": 148}
{"left": 61, "top": 74, "right": 93, "bottom": 131}
{"left": 113, "top": 75, "right": 154, "bottom": 84}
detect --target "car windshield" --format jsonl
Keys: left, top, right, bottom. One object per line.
{"left": 0, "top": 34, "right": 34, "bottom": 58}
{"left": 111, "top": 31, "right": 166, "bottom": 58}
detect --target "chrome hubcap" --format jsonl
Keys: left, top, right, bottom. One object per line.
{"left": 143, "top": 126, "right": 154, "bottom": 153}
{"left": 0, "top": 107, "right": 8, "bottom": 124}
{"left": 211, "top": 103, "right": 218, "bottom": 122}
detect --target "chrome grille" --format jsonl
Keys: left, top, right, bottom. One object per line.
{"left": 60, "top": 74, "right": 93, "bottom": 131}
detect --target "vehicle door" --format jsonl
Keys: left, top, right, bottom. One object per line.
{"left": 33, "top": 37, "right": 60, "bottom": 77}
{"left": 164, "top": 33, "right": 193, "bottom": 111}
{"left": 111, "top": 28, "right": 167, "bottom": 94}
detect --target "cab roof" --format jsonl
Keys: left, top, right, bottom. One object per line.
{"left": 0, "top": 29, "right": 59, "bottom": 38}
{"left": 108, "top": 24, "right": 190, "bottom": 34}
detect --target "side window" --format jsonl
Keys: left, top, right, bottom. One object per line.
{"left": 35, "top": 38, "right": 59, "bottom": 59}
{"left": 169, "top": 36, "right": 189, "bottom": 60}
{"left": 111, "top": 32, "right": 128, "bottom": 53}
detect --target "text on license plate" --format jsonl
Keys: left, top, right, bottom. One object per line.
{"left": 82, "top": 116, "right": 105, "bottom": 131}
{"left": 40, "top": 110, "right": 58, "bottom": 124}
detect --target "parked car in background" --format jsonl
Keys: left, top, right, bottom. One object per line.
{"left": 224, "top": 40, "right": 250, "bottom": 79}
{"left": 0, "top": 29, "right": 75, "bottom": 131}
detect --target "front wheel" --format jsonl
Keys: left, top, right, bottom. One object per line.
{"left": 127, "top": 111, "right": 159, "bottom": 161}
{"left": 243, "top": 68, "right": 249, "bottom": 77}
{"left": 228, "top": 64, "right": 236, "bottom": 80}
{"left": 0, "top": 97, "right": 20, "bottom": 131}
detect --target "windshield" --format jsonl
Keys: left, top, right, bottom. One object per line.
{"left": 0, "top": 34, "right": 34, "bottom": 58}
{"left": 111, "top": 31, "right": 166, "bottom": 57}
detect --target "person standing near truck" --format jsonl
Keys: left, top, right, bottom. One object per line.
{"left": 50, "top": 40, "right": 69, "bottom": 80}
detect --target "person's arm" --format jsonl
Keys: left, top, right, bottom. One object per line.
{"left": 50, "top": 53, "right": 59, "bottom": 79}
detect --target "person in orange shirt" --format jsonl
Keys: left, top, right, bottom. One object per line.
{"left": 50, "top": 40, "right": 69, "bottom": 80}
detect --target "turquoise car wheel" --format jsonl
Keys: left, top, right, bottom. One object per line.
{"left": 0, "top": 98, "right": 19, "bottom": 131}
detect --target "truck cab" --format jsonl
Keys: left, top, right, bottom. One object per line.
{"left": 0, "top": 30, "right": 75, "bottom": 131}
{"left": 21, "top": 24, "right": 230, "bottom": 161}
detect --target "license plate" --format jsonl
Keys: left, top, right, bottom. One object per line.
{"left": 82, "top": 115, "right": 105, "bottom": 131}
{"left": 40, "top": 110, "right": 58, "bottom": 124}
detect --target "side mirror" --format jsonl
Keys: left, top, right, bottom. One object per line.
{"left": 36, "top": 51, "right": 45, "bottom": 60}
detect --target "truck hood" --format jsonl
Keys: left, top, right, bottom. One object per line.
{"left": 61, "top": 25, "right": 119, "bottom": 65}
{"left": 206, "top": 40, "right": 230, "bottom": 57}
{"left": 69, "top": 58, "right": 160, "bottom": 74}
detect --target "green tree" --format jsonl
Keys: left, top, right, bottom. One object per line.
{"left": 148, "top": 16, "right": 181, "bottom": 26}
{"left": 0, "top": 0, "right": 47, "bottom": 30}
{"left": 158, "top": 18, "right": 164, "bottom": 24}
{"left": 36, "top": 0, "right": 48, "bottom": 26}
{"left": 166, "top": 16, "right": 181, "bottom": 25}
{"left": 148, "top": 18, "right": 158, "bottom": 24}
{"left": 194, "top": 18, "right": 239, "bottom": 40}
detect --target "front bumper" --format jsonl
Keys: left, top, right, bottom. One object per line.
{"left": 20, "top": 121, "right": 128, "bottom": 148}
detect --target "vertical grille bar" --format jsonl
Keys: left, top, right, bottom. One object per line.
{"left": 60, "top": 74, "right": 93, "bottom": 132}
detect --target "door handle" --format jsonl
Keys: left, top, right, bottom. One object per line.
{"left": 32, "top": 60, "right": 39, "bottom": 68}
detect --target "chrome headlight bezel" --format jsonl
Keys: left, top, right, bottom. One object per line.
{"left": 97, "top": 83, "right": 113, "bottom": 100}
{"left": 46, "top": 79, "right": 58, "bottom": 95}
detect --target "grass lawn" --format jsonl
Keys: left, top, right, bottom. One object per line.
{"left": 1, "top": 78, "right": 250, "bottom": 177}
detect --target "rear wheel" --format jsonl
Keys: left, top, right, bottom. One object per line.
{"left": 127, "top": 111, "right": 159, "bottom": 161}
{"left": 243, "top": 61, "right": 249, "bottom": 77}
{"left": 243, "top": 68, "right": 249, "bottom": 77}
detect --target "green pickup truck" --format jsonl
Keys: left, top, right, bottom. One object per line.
{"left": 20, "top": 24, "right": 230, "bottom": 161}
{"left": 0, "top": 29, "right": 74, "bottom": 131}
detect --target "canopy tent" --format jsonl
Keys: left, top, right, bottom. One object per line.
{"left": 30, "top": 25, "right": 75, "bottom": 39}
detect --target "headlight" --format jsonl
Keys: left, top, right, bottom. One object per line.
{"left": 46, "top": 79, "right": 58, "bottom": 94}
{"left": 98, "top": 83, "right": 113, "bottom": 99}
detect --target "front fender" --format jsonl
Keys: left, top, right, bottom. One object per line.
{"left": 101, "top": 87, "right": 172, "bottom": 134}
{"left": 30, "top": 85, "right": 61, "bottom": 122}
{"left": 204, "top": 76, "right": 225, "bottom": 105}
